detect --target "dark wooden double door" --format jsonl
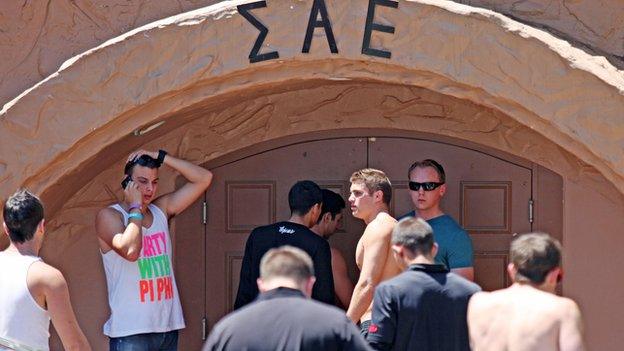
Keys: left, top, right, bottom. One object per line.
{"left": 174, "top": 136, "right": 561, "bottom": 349}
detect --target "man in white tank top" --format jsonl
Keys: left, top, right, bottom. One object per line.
{"left": 95, "top": 150, "right": 213, "bottom": 350}
{"left": 0, "top": 189, "right": 91, "bottom": 351}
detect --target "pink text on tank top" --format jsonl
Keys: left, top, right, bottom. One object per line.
{"left": 137, "top": 231, "right": 173, "bottom": 302}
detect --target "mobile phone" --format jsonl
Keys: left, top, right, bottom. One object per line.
{"left": 121, "top": 175, "right": 131, "bottom": 189}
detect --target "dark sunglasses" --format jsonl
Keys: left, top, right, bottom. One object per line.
{"left": 408, "top": 181, "right": 444, "bottom": 191}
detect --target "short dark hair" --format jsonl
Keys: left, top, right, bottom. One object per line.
{"left": 124, "top": 154, "right": 162, "bottom": 176}
{"left": 3, "top": 189, "right": 44, "bottom": 244}
{"left": 510, "top": 233, "right": 562, "bottom": 284}
{"left": 317, "top": 189, "right": 346, "bottom": 223}
{"left": 407, "top": 159, "right": 446, "bottom": 183}
{"left": 349, "top": 168, "right": 392, "bottom": 205}
{"left": 288, "top": 181, "right": 323, "bottom": 216}
{"left": 260, "top": 246, "right": 314, "bottom": 285}
{"left": 392, "top": 217, "right": 435, "bottom": 256}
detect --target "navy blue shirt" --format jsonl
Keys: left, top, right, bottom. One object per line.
{"left": 206, "top": 288, "right": 371, "bottom": 351}
{"left": 399, "top": 213, "right": 473, "bottom": 269}
{"left": 367, "top": 264, "right": 481, "bottom": 351}
{"left": 234, "top": 222, "right": 334, "bottom": 309}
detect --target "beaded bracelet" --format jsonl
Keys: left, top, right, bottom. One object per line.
{"left": 128, "top": 203, "right": 142, "bottom": 212}
{"left": 128, "top": 213, "right": 144, "bottom": 221}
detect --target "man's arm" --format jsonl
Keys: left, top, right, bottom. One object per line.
{"left": 346, "top": 220, "right": 393, "bottom": 323}
{"left": 311, "top": 239, "right": 335, "bottom": 305}
{"left": 331, "top": 248, "right": 354, "bottom": 309}
{"left": 95, "top": 182, "right": 144, "bottom": 261}
{"left": 559, "top": 300, "right": 586, "bottom": 351}
{"left": 449, "top": 229, "right": 475, "bottom": 281}
{"left": 367, "top": 285, "right": 396, "bottom": 351}
{"left": 37, "top": 264, "right": 91, "bottom": 350}
{"left": 234, "top": 231, "right": 256, "bottom": 309}
{"left": 132, "top": 150, "right": 213, "bottom": 217}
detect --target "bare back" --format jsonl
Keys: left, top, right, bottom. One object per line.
{"left": 353, "top": 212, "right": 402, "bottom": 321}
{"left": 468, "top": 285, "right": 585, "bottom": 351}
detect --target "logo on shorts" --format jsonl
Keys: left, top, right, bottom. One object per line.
{"left": 368, "top": 323, "right": 379, "bottom": 333}
{"left": 278, "top": 226, "right": 295, "bottom": 234}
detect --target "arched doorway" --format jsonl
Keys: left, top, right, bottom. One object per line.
{"left": 174, "top": 130, "right": 562, "bottom": 349}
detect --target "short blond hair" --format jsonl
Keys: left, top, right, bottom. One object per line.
{"left": 260, "top": 246, "right": 314, "bottom": 284}
{"left": 350, "top": 168, "right": 392, "bottom": 205}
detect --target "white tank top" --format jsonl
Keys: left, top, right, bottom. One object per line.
{"left": 0, "top": 252, "right": 50, "bottom": 351}
{"left": 101, "top": 204, "right": 185, "bottom": 337}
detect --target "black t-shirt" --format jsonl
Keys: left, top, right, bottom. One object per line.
{"left": 233, "top": 222, "right": 335, "bottom": 309}
{"left": 206, "top": 288, "right": 371, "bottom": 351}
{"left": 367, "top": 264, "right": 481, "bottom": 351}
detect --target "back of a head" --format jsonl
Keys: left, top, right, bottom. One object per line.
{"left": 392, "top": 217, "right": 435, "bottom": 256}
{"left": 288, "top": 180, "right": 323, "bottom": 216}
{"left": 510, "top": 233, "right": 561, "bottom": 284}
{"left": 124, "top": 154, "right": 162, "bottom": 176}
{"left": 260, "top": 246, "right": 315, "bottom": 285}
{"left": 407, "top": 159, "right": 446, "bottom": 183}
{"left": 318, "top": 189, "right": 346, "bottom": 221}
{"left": 2, "top": 189, "right": 44, "bottom": 244}
{"left": 349, "top": 168, "right": 392, "bottom": 205}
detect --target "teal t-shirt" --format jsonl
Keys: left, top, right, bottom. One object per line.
{"left": 399, "top": 212, "right": 474, "bottom": 269}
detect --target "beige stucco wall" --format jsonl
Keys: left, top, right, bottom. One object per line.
{"left": 1, "top": 0, "right": 622, "bottom": 107}
{"left": 1, "top": 0, "right": 623, "bottom": 350}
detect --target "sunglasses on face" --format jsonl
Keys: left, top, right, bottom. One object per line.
{"left": 408, "top": 181, "right": 444, "bottom": 191}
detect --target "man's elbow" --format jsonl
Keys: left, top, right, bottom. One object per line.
{"left": 64, "top": 340, "right": 91, "bottom": 351}
{"left": 121, "top": 246, "right": 142, "bottom": 262}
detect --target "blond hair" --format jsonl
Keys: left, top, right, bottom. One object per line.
{"left": 350, "top": 168, "right": 392, "bottom": 205}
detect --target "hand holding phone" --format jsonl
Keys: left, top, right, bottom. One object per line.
{"left": 121, "top": 175, "right": 131, "bottom": 189}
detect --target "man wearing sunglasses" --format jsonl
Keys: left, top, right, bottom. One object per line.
{"left": 401, "top": 159, "right": 474, "bottom": 281}
{"left": 468, "top": 233, "right": 585, "bottom": 351}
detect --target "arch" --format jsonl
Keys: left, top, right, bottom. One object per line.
{"left": 1, "top": 0, "right": 623, "bottom": 214}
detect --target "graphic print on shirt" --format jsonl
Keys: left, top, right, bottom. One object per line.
{"left": 136, "top": 231, "right": 174, "bottom": 302}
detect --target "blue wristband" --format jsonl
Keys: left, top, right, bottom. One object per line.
{"left": 128, "top": 213, "right": 144, "bottom": 221}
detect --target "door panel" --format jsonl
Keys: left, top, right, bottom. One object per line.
{"left": 204, "top": 138, "right": 368, "bottom": 331}
{"left": 368, "top": 137, "right": 532, "bottom": 290}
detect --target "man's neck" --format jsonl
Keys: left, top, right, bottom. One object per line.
{"left": 406, "top": 255, "right": 435, "bottom": 267}
{"left": 511, "top": 282, "right": 556, "bottom": 294}
{"left": 364, "top": 206, "right": 389, "bottom": 225}
{"left": 288, "top": 214, "right": 309, "bottom": 228}
{"left": 310, "top": 225, "right": 323, "bottom": 237}
{"left": 5, "top": 241, "right": 39, "bottom": 256}
{"left": 414, "top": 207, "right": 444, "bottom": 221}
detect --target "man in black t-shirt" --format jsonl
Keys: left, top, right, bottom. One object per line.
{"left": 234, "top": 180, "right": 334, "bottom": 309}
{"left": 205, "top": 246, "right": 370, "bottom": 351}
{"left": 367, "top": 217, "right": 481, "bottom": 351}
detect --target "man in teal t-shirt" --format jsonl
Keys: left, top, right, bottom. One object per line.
{"left": 399, "top": 159, "right": 474, "bottom": 281}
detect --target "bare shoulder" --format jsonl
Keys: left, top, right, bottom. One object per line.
{"left": 554, "top": 296, "right": 582, "bottom": 317}
{"left": 95, "top": 207, "right": 124, "bottom": 235}
{"left": 363, "top": 212, "right": 396, "bottom": 241}
{"left": 29, "top": 261, "right": 67, "bottom": 291}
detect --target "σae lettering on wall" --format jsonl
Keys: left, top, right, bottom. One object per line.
{"left": 238, "top": 0, "right": 399, "bottom": 63}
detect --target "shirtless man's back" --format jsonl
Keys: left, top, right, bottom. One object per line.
{"left": 468, "top": 233, "right": 585, "bottom": 351}
{"left": 346, "top": 169, "right": 402, "bottom": 330}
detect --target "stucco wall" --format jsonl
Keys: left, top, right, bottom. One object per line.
{"left": 1, "top": 0, "right": 622, "bottom": 107}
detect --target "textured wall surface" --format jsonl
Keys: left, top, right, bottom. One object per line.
{"left": 0, "top": 0, "right": 622, "bottom": 107}
{"left": 0, "top": 1, "right": 623, "bottom": 350}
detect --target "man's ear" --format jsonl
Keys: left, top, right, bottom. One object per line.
{"left": 322, "top": 212, "right": 332, "bottom": 223}
{"left": 507, "top": 263, "right": 517, "bottom": 281}
{"left": 38, "top": 219, "right": 45, "bottom": 234}
{"left": 431, "top": 242, "right": 439, "bottom": 258}
{"left": 439, "top": 183, "right": 447, "bottom": 197}
{"left": 544, "top": 267, "right": 562, "bottom": 285}
{"left": 373, "top": 189, "right": 384, "bottom": 203}
{"left": 256, "top": 278, "right": 266, "bottom": 293}
{"left": 303, "top": 276, "right": 316, "bottom": 298}
{"left": 2, "top": 222, "right": 9, "bottom": 237}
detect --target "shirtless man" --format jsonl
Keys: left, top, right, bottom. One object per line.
{"left": 311, "top": 189, "right": 354, "bottom": 309}
{"left": 468, "top": 233, "right": 585, "bottom": 351}
{"left": 346, "top": 169, "right": 402, "bottom": 336}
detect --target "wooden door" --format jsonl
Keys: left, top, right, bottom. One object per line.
{"left": 174, "top": 135, "right": 560, "bottom": 347}
{"left": 368, "top": 137, "right": 533, "bottom": 291}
